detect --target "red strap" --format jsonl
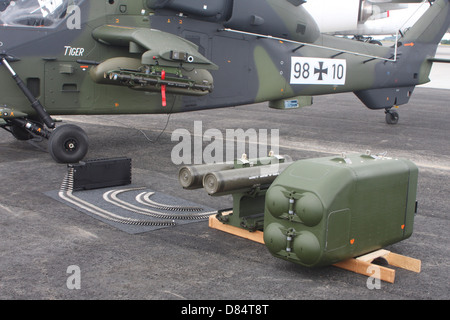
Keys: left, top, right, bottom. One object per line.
{"left": 161, "top": 70, "right": 167, "bottom": 107}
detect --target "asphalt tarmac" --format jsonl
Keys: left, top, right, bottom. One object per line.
{"left": 0, "top": 85, "right": 449, "bottom": 303}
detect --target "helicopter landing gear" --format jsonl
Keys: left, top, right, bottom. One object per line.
{"left": 4, "top": 118, "right": 88, "bottom": 163}
{"left": 48, "top": 124, "right": 88, "bottom": 163}
{"left": 1, "top": 56, "right": 88, "bottom": 163}
{"left": 385, "top": 108, "right": 399, "bottom": 125}
{"left": 10, "top": 123, "right": 34, "bottom": 141}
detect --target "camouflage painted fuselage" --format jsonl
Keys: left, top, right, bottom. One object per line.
{"left": 0, "top": 0, "right": 449, "bottom": 119}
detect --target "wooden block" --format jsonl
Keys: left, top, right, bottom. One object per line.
{"left": 355, "top": 249, "right": 421, "bottom": 273}
{"left": 208, "top": 215, "right": 264, "bottom": 244}
{"left": 333, "top": 249, "right": 421, "bottom": 283}
{"left": 333, "top": 258, "right": 396, "bottom": 283}
{"left": 384, "top": 252, "right": 421, "bottom": 273}
{"left": 356, "top": 249, "right": 391, "bottom": 262}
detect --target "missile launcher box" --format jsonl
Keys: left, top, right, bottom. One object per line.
{"left": 263, "top": 153, "right": 418, "bottom": 267}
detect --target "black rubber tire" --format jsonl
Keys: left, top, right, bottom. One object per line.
{"left": 48, "top": 124, "right": 88, "bottom": 163}
{"left": 385, "top": 111, "right": 399, "bottom": 125}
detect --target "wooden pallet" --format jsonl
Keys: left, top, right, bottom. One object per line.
{"left": 208, "top": 215, "right": 264, "bottom": 244}
{"left": 334, "top": 249, "right": 421, "bottom": 283}
{"left": 208, "top": 215, "right": 421, "bottom": 283}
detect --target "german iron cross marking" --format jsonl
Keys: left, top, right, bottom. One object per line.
{"left": 314, "top": 62, "right": 328, "bottom": 81}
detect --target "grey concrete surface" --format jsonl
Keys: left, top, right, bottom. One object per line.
{"left": 0, "top": 86, "right": 449, "bottom": 303}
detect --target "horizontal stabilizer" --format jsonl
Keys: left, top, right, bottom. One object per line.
{"left": 428, "top": 57, "right": 450, "bottom": 63}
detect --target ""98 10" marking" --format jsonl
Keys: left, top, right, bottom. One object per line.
{"left": 290, "top": 57, "right": 346, "bottom": 86}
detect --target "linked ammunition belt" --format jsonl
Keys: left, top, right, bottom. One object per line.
{"left": 103, "top": 188, "right": 215, "bottom": 220}
{"left": 136, "top": 191, "right": 203, "bottom": 212}
{"left": 59, "top": 167, "right": 215, "bottom": 226}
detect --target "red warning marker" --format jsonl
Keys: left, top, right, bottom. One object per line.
{"left": 161, "top": 70, "right": 167, "bottom": 107}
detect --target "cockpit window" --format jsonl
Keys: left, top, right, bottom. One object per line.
{"left": 0, "top": 0, "right": 83, "bottom": 28}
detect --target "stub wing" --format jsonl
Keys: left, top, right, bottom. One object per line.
{"left": 0, "top": 106, "right": 28, "bottom": 121}
{"left": 90, "top": 25, "right": 217, "bottom": 100}
{"left": 92, "top": 25, "right": 218, "bottom": 70}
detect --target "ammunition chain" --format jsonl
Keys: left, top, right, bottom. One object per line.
{"left": 136, "top": 191, "right": 204, "bottom": 212}
{"left": 104, "top": 188, "right": 215, "bottom": 220}
{"left": 59, "top": 168, "right": 175, "bottom": 227}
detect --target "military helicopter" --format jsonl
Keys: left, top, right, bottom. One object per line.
{"left": 0, "top": 0, "right": 449, "bottom": 163}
